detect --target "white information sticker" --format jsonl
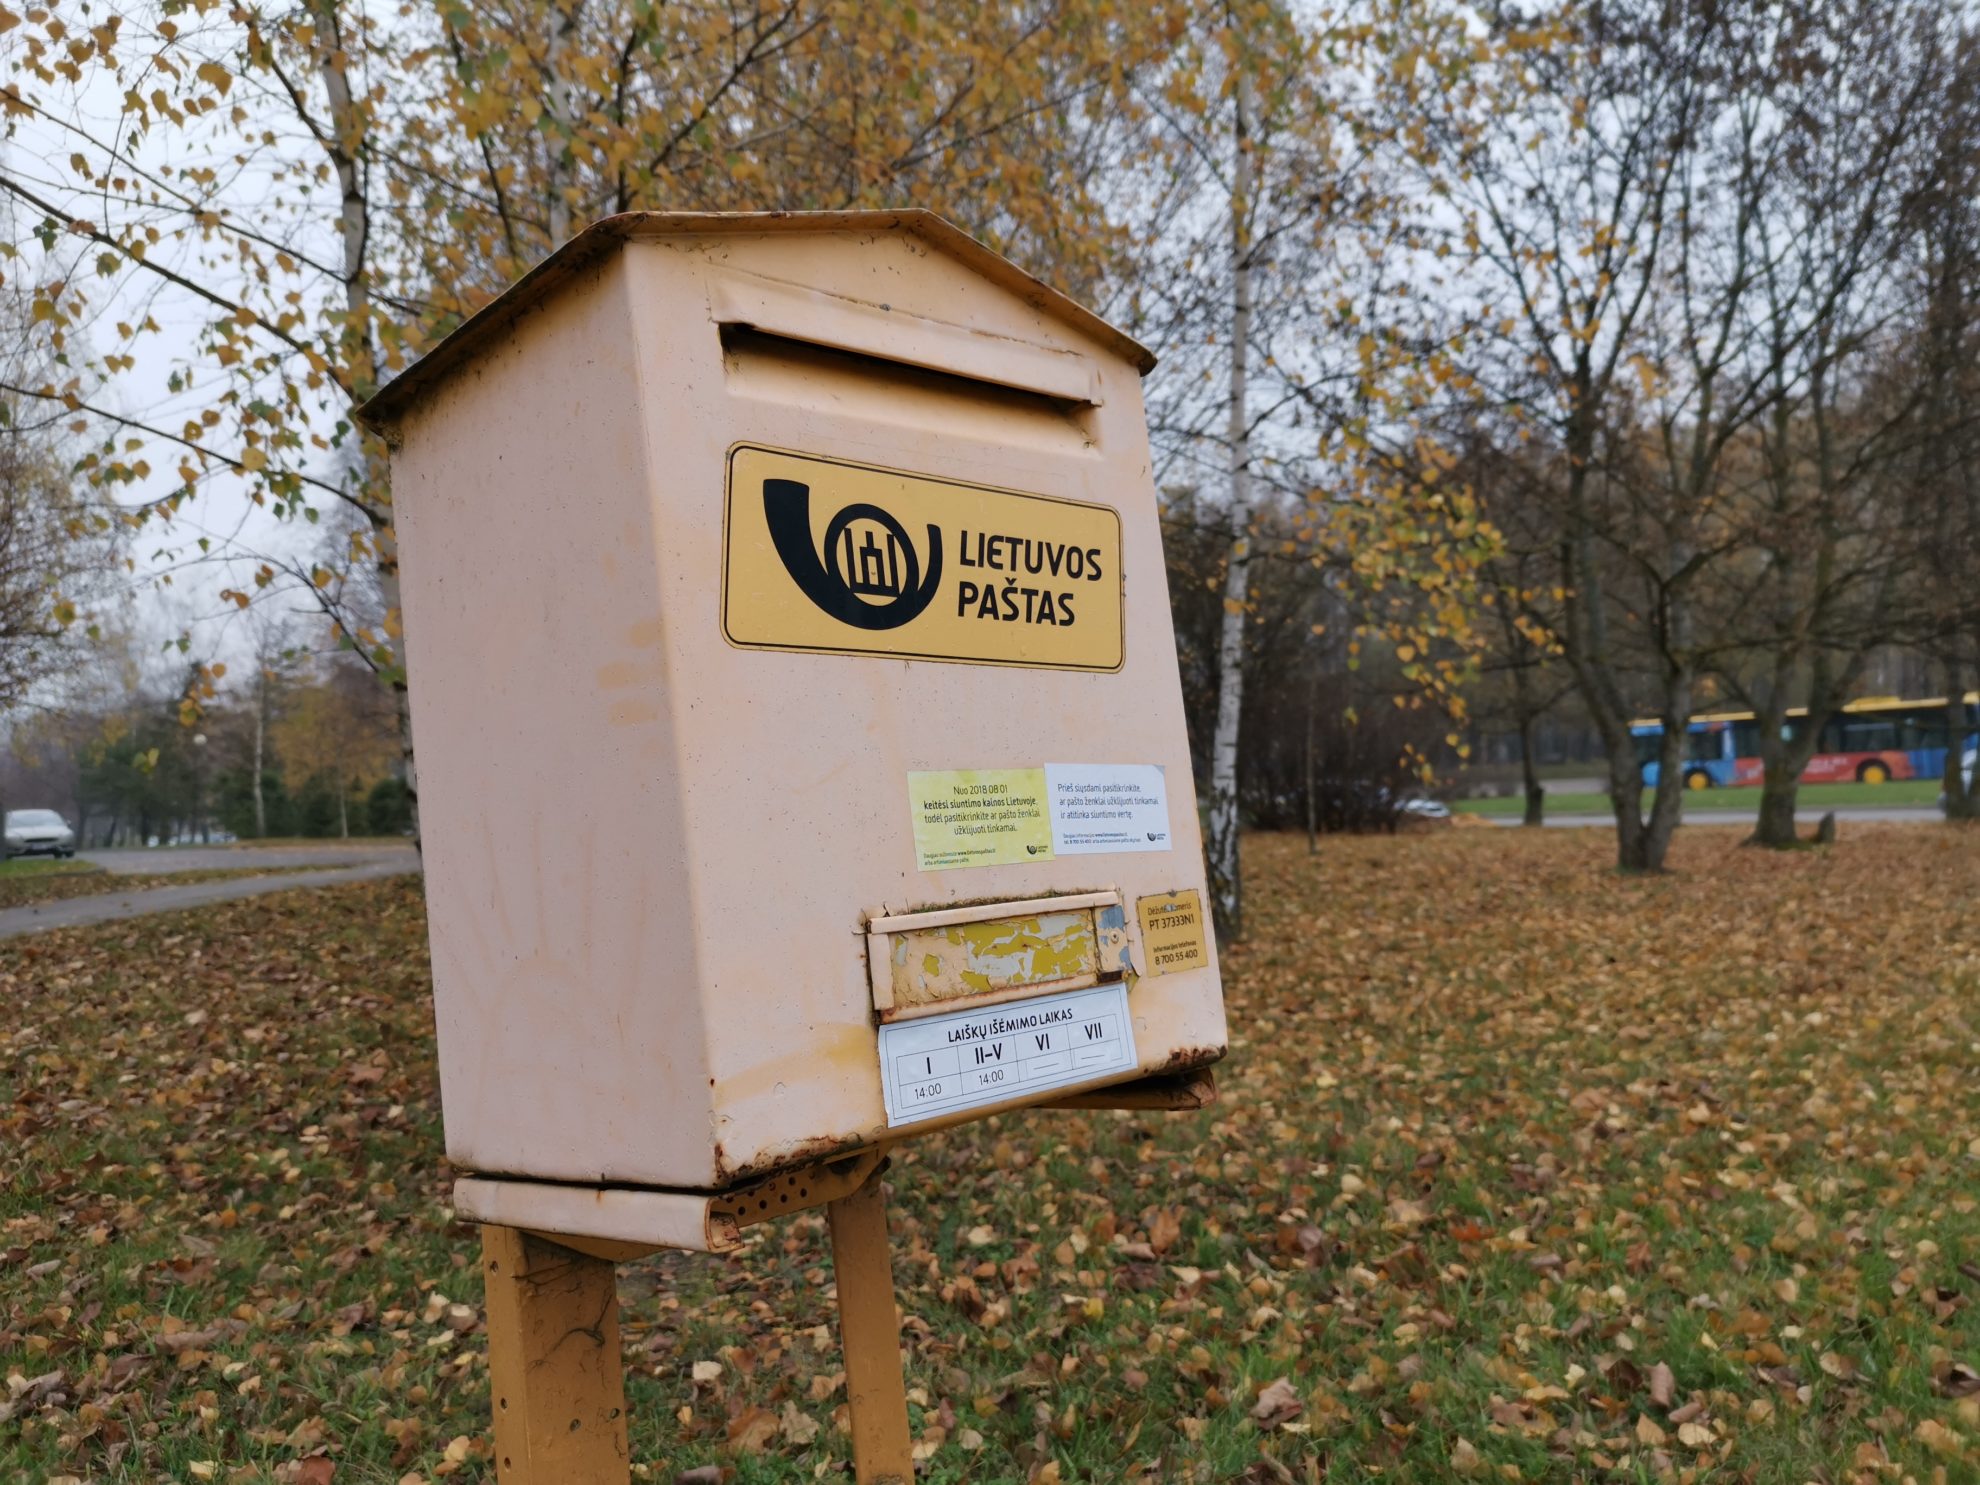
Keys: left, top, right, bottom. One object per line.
{"left": 878, "top": 983, "right": 1138, "bottom": 1129}
{"left": 1045, "top": 763, "right": 1172, "bottom": 855}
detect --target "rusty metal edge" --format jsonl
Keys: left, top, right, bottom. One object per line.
{"left": 1041, "top": 1065, "right": 1218, "bottom": 1111}
{"left": 454, "top": 1147, "right": 892, "bottom": 1256}
{"left": 356, "top": 209, "right": 1156, "bottom": 435}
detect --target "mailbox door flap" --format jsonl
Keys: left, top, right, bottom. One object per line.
{"left": 707, "top": 268, "right": 1101, "bottom": 406}
{"left": 865, "top": 891, "right": 1131, "bottom": 1022}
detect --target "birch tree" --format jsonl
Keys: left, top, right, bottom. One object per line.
{"left": 1130, "top": 0, "right": 1497, "bottom": 936}
{"left": 1159, "top": 4, "right": 1352, "bottom": 941}
{"left": 1208, "top": 46, "right": 1260, "bottom": 942}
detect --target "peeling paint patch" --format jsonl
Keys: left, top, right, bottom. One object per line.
{"left": 888, "top": 908, "right": 1099, "bottom": 1009}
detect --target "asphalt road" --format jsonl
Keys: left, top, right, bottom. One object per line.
{"left": 80, "top": 843, "right": 419, "bottom": 874}
{"left": 1, "top": 844, "right": 421, "bottom": 941}
{"left": 1492, "top": 806, "right": 1942, "bottom": 828}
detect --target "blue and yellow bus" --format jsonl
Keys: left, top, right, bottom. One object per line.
{"left": 1633, "top": 694, "right": 1980, "bottom": 790}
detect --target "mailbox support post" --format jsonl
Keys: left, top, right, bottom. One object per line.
{"left": 483, "top": 1225, "right": 631, "bottom": 1485}
{"left": 827, "top": 1170, "right": 914, "bottom": 1484}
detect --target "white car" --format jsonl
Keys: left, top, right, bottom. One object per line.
{"left": 1398, "top": 795, "right": 1453, "bottom": 820}
{"left": 3, "top": 809, "right": 77, "bottom": 859}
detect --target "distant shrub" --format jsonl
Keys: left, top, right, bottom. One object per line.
{"left": 366, "top": 777, "right": 414, "bottom": 836}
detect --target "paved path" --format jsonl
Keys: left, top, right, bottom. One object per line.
{"left": 1, "top": 848, "right": 421, "bottom": 941}
{"left": 1492, "top": 806, "right": 1942, "bottom": 829}
{"left": 80, "top": 843, "right": 417, "bottom": 874}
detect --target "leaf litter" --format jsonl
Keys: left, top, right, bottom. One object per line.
{"left": 3, "top": 825, "right": 1977, "bottom": 1480}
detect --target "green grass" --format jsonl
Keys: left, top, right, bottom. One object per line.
{"left": 4, "top": 832, "right": 1977, "bottom": 1480}
{"left": 0, "top": 855, "right": 96, "bottom": 878}
{"left": 1456, "top": 778, "right": 1944, "bottom": 816}
{"left": 0, "top": 856, "right": 104, "bottom": 908}
{"left": 1458, "top": 760, "right": 1626, "bottom": 783}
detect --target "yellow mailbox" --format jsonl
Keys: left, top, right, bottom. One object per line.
{"left": 358, "top": 211, "right": 1226, "bottom": 1251}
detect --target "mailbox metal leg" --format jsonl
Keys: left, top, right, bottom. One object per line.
{"left": 827, "top": 1171, "right": 914, "bottom": 1484}
{"left": 482, "top": 1224, "right": 631, "bottom": 1485}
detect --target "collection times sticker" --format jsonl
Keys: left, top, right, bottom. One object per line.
{"left": 878, "top": 982, "right": 1138, "bottom": 1127}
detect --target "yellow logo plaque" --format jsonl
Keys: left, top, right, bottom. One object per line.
{"left": 722, "top": 444, "right": 1124, "bottom": 671}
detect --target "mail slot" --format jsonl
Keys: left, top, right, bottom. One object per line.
{"left": 867, "top": 891, "right": 1134, "bottom": 1021}
{"left": 357, "top": 210, "right": 1227, "bottom": 1215}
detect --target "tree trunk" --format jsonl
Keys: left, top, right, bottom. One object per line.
{"left": 1748, "top": 700, "right": 1841, "bottom": 850}
{"left": 1304, "top": 668, "right": 1318, "bottom": 854}
{"left": 1204, "top": 69, "right": 1254, "bottom": 942}
{"left": 1554, "top": 425, "right": 1662, "bottom": 873}
{"left": 544, "top": 0, "right": 581, "bottom": 246}
{"left": 252, "top": 684, "right": 267, "bottom": 839}
{"left": 1517, "top": 710, "right": 1544, "bottom": 827}
{"left": 1945, "top": 658, "right": 1977, "bottom": 821}
{"left": 1607, "top": 675, "right": 1691, "bottom": 873}
{"left": 338, "top": 784, "right": 349, "bottom": 839}
{"left": 1747, "top": 632, "right": 1879, "bottom": 847}
{"left": 1635, "top": 685, "right": 1692, "bottom": 873}
{"left": 1747, "top": 689, "right": 1803, "bottom": 848}
{"left": 1638, "top": 788, "right": 1681, "bottom": 870}
{"left": 380, "top": 568, "right": 418, "bottom": 843}
{"left": 1606, "top": 748, "right": 1648, "bottom": 869}
{"left": 1751, "top": 758, "right": 1800, "bottom": 847}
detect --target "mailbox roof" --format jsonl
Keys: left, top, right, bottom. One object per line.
{"left": 356, "top": 209, "right": 1155, "bottom": 431}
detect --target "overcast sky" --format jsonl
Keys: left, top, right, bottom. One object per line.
{"left": 9, "top": 35, "right": 359, "bottom": 701}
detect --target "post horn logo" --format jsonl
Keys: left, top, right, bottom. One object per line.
{"left": 763, "top": 478, "right": 943, "bottom": 631}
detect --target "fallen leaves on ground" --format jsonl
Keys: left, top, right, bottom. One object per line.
{"left": 3, "top": 826, "right": 1977, "bottom": 1480}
